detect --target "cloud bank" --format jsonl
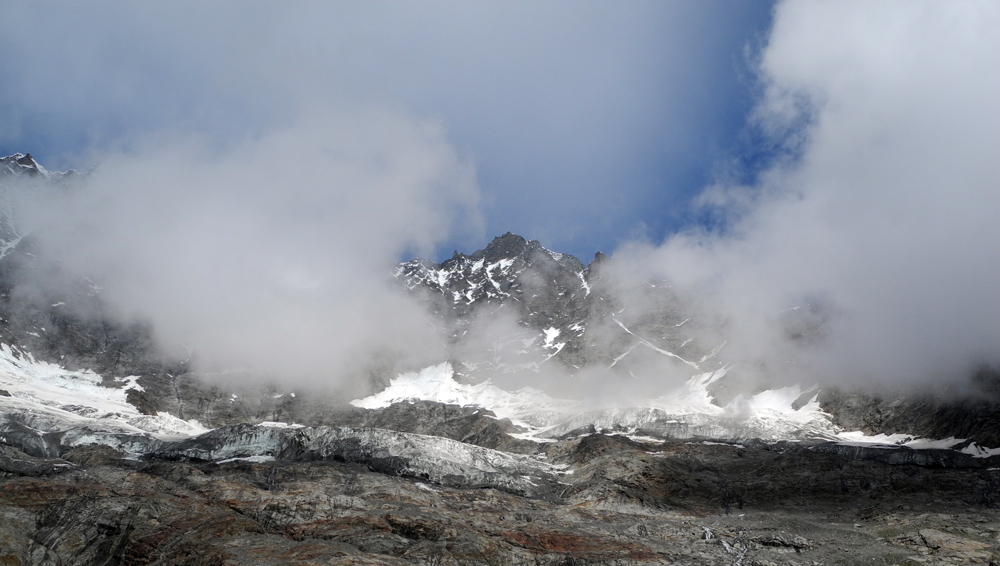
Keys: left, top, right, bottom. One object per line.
{"left": 614, "top": 1, "right": 1000, "bottom": 391}
{"left": 20, "top": 106, "right": 480, "bottom": 392}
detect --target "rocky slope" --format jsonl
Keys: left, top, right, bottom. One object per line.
{"left": 5, "top": 430, "right": 1000, "bottom": 565}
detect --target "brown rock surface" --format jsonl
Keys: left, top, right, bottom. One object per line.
{"left": 2, "top": 432, "right": 1000, "bottom": 564}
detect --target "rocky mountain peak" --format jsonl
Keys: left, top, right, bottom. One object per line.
{"left": 395, "top": 232, "right": 710, "bottom": 373}
{"left": 0, "top": 158, "right": 999, "bottom": 565}
{"left": 0, "top": 153, "right": 78, "bottom": 182}
{"left": 1, "top": 153, "right": 45, "bottom": 177}
{"left": 446, "top": 232, "right": 583, "bottom": 272}
{"left": 470, "top": 231, "right": 527, "bottom": 263}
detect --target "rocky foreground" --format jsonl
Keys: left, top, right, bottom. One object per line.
{"left": 4, "top": 417, "right": 1000, "bottom": 565}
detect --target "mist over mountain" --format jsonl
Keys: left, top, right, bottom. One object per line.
{"left": 3, "top": 156, "right": 1000, "bottom": 563}
{"left": 2, "top": 2, "right": 1000, "bottom": 563}
{"left": 2, "top": 150, "right": 996, "bottom": 413}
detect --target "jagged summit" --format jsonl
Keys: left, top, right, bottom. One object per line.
{"left": 451, "top": 232, "right": 526, "bottom": 263}
{"left": 398, "top": 232, "right": 589, "bottom": 307}
{"left": 445, "top": 232, "right": 585, "bottom": 272}
{"left": 398, "top": 233, "right": 595, "bottom": 368}
{"left": 0, "top": 153, "right": 76, "bottom": 180}
{"left": 468, "top": 232, "right": 527, "bottom": 262}
{"left": 0, "top": 153, "right": 48, "bottom": 177}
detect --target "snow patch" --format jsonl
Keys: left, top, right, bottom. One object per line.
{"left": 351, "top": 361, "right": 1000, "bottom": 455}
{"left": 352, "top": 362, "right": 838, "bottom": 442}
{"left": 259, "top": 421, "right": 305, "bottom": 429}
{"left": 217, "top": 455, "right": 275, "bottom": 464}
{"left": 542, "top": 327, "right": 560, "bottom": 349}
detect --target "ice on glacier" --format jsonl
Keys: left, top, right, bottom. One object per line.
{"left": 0, "top": 343, "right": 207, "bottom": 451}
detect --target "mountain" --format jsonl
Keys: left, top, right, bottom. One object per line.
{"left": 0, "top": 153, "right": 997, "bottom": 447}
{"left": 396, "top": 232, "right": 719, "bottom": 379}
{"left": 0, "top": 153, "right": 54, "bottom": 178}
{"left": 3, "top": 154, "right": 1000, "bottom": 564}
{"left": 396, "top": 232, "right": 1000, "bottom": 448}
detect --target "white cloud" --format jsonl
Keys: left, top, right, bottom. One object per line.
{"left": 622, "top": 1, "right": 1000, "bottom": 388}
{"left": 23, "top": 105, "right": 481, "bottom": 391}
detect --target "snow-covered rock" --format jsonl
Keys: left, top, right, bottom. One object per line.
{"left": 0, "top": 343, "right": 207, "bottom": 456}
{"left": 353, "top": 362, "right": 841, "bottom": 442}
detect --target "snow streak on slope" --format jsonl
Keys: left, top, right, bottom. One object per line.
{"left": 0, "top": 343, "right": 207, "bottom": 453}
{"left": 832, "top": 431, "right": 1000, "bottom": 459}
{"left": 611, "top": 317, "right": 702, "bottom": 370}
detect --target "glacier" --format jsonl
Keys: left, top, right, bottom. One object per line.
{"left": 0, "top": 343, "right": 207, "bottom": 457}
{"left": 3, "top": 336, "right": 998, "bottom": 464}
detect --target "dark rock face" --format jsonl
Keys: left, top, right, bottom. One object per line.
{"left": 315, "top": 400, "right": 540, "bottom": 454}
{"left": 151, "top": 424, "right": 563, "bottom": 498}
{"left": 4, "top": 431, "right": 1000, "bottom": 564}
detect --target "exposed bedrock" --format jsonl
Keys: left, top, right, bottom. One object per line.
{"left": 4, "top": 432, "right": 1000, "bottom": 564}
{"left": 151, "top": 424, "right": 563, "bottom": 499}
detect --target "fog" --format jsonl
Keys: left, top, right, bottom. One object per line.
{"left": 608, "top": 1, "right": 1000, "bottom": 392}
{"left": 18, "top": 106, "right": 480, "bottom": 394}
{"left": 3, "top": 2, "right": 999, "bottom": 401}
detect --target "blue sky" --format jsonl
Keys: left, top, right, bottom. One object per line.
{"left": 0, "top": 1, "right": 774, "bottom": 263}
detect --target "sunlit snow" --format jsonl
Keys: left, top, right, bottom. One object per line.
{"left": 2, "top": 337, "right": 993, "bottom": 460}
{"left": 351, "top": 362, "right": 575, "bottom": 428}
{"left": 351, "top": 361, "right": 1000, "bottom": 455}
